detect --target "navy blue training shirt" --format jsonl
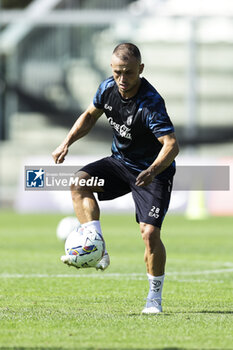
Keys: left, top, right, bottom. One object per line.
{"left": 93, "top": 76, "right": 175, "bottom": 179}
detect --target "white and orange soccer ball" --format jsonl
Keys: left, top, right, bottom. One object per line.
{"left": 64, "top": 227, "right": 105, "bottom": 268}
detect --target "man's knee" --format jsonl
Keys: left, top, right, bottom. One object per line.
{"left": 70, "top": 171, "right": 92, "bottom": 197}
{"left": 140, "top": 223, "right": 161, "bottom": 249}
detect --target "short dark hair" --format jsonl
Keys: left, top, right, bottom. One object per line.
{"left": 112, "top": 43, "right": 141, "bottom": 63}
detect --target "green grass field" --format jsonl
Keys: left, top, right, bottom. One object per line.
{"left": 0, "top": 211, "right": 232, "bottom": 350}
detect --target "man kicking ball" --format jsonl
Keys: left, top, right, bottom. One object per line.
{"left": 52, "top": 43, "right": 179, "bottom": 314}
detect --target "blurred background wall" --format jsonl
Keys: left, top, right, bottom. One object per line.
{"left": 0, "top": 0, "right": 232, "bottom": 215}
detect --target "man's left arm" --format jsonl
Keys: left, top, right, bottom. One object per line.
{"left": 135, "top": 132, "right": 179, "bottom": 187}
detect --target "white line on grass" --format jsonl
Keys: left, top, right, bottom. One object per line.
{"left": 0, "top": 268, "right": 232, "bottom": 279}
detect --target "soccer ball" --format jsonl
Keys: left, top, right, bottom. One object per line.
{"left": 65, "top": 227, "right": 105, "bottom": 268}
{"left": 56, "top": 216, "right": 81, "bottom": 241}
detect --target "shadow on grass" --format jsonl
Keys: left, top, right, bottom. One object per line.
{"left": 129, "top": 310, "right": 233, "bottom": 316}
{"left": 175, "top": 310, "right": 233, "bottom": 315}
{"left": 195, "top": 310, "right": 233, "bottom": 314}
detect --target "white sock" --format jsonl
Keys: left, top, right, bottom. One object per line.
{"left": 81, "top": 220, "right": 107, "bottom": 254}
{"left": 81, "top": 220, "right": 102, "bottom": 235}
{"left": 147, "top": 273, "right": 165, "bottom": 301}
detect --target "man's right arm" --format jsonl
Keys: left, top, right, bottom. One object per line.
{"left": 52, "top": 103, "right": 103, "bottom": 164}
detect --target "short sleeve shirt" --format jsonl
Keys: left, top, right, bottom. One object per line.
{"left": 93, "top": 76, "right": 175, "bottom": 179}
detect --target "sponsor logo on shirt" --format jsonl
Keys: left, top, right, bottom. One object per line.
{"left": 104, "top": 104, "right": 112, "bottom": 111}
{"left": 126, "top": 115, "right": 133, "bottom": 126}
{"left": 108, "top": 117, "right": 132, "bottom": 140}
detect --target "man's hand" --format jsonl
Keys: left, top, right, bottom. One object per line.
{"left": 136, "top": 133, "right": 179, "bottom": 187}
{"left": 52, "top": 143, "right": 68, "bottom": 164}
{"left": 135, "top": 167, "right": 155, "bottom": 187}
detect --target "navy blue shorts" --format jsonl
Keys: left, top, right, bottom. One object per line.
{"left": 80, "top": 156, "right": 173, "bottom": 228}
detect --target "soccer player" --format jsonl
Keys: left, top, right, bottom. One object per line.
{"left": 52, "top": 43, "right": 179, "bottom": 314}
